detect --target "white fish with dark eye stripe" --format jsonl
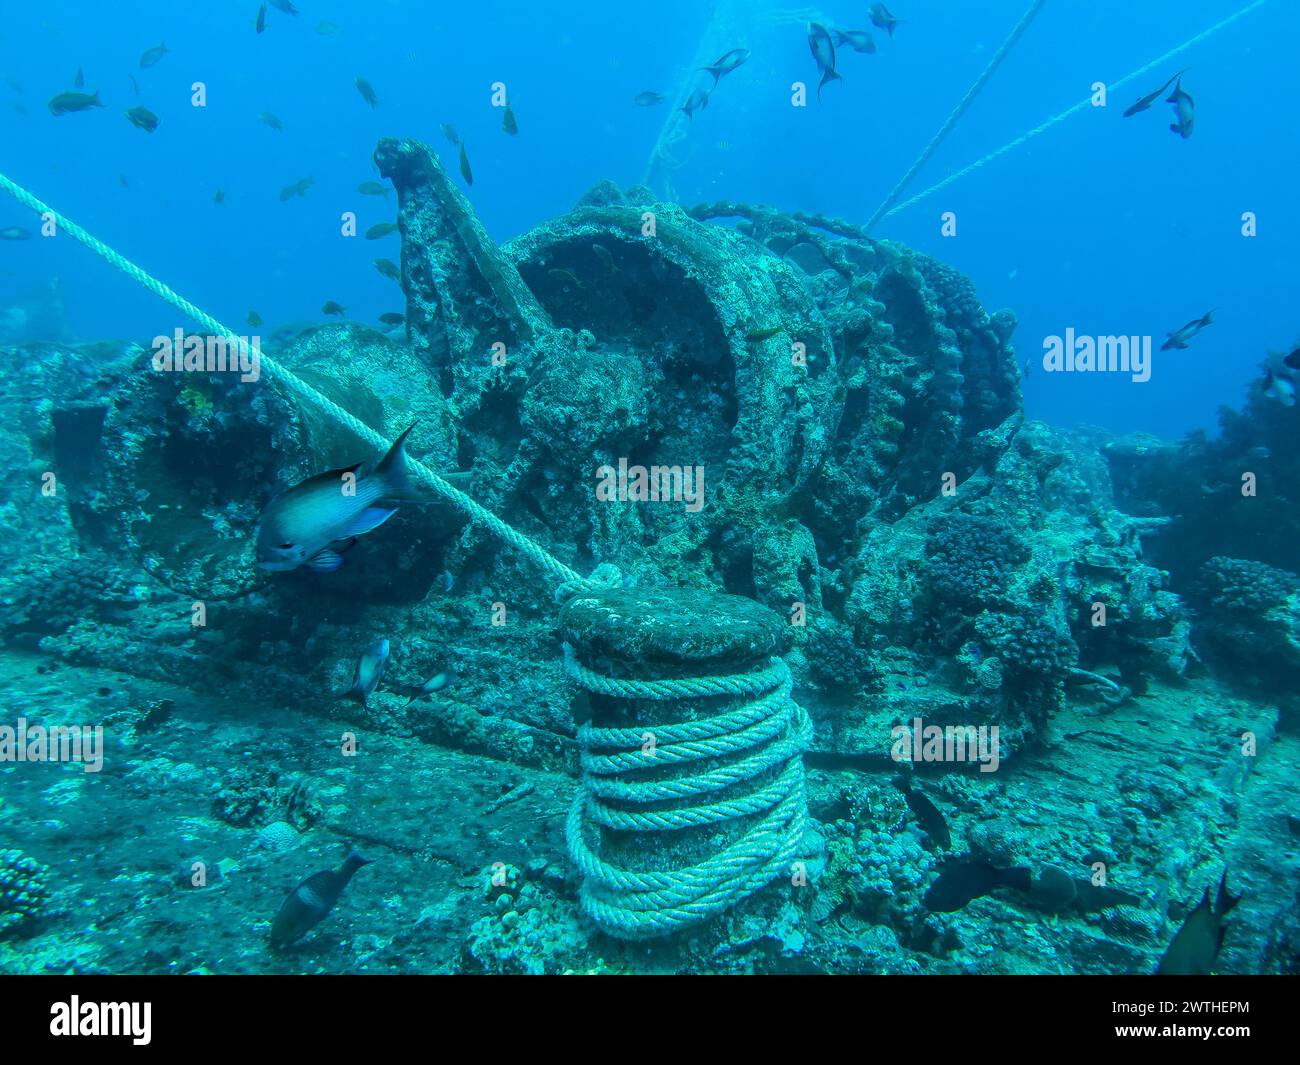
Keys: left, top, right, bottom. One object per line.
{"left": 256, "top": 425, "right": 416, "bottom": 573}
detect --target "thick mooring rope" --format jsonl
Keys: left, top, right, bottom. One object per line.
{"left": 564, "top": 649, "right": 812, "bottom": 938}
{"left": 0, "top": 170, "right": 612, "bottom": 596}
{"left": 865, "top": 0, "right": 1049, "bottom": 231}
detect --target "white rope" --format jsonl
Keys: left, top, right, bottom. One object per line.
{"left": 0, "top": 169, "right": 615, "bottom": 596}
{"left": 878, "top": 0, "right": 1276, "bottom": 221}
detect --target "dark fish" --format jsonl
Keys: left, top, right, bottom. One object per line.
{"left": 1167, "top": 79, "right": 1195, "bottom": 139}
{"left": 125, "top": 106, "right": 159, "bottom": 132}
{"left": 129, "top": 75, "right": 140, "bottom": 96}
{"left": 355, "top": 76, "right": 378, "bottom": 108}
{"left": 322, "top": 300, "right": 346, "bottom": 316}
{"left": 0, "top": 226, "right": 33, "bottom": 241}
{"left": 378, "top": 312, "right": 405, "bottom": 326}
{"left": 47, "top": 90, "right": 103, "bottom": 116}
{"left": 269, "top": 849, "right": 373, "bottom": 949}
{"left": 213, "top": 188, "right": 226, "bottom": 204}
{"left": 256, "top": 3, "right": 266, "bottom": 33}
{"left": 1122, "top": 68, "right": 1188, "bottom": 118}
{"left": 1161, "top": 310, "right": 1213, "bottom": 351}
{"left": 118, "top": 174, "right": 129, "bottom": 189}
{"left": 458, "top": 141, "right": 472, "bottom": 185}
{"left": 868, "top": 3, "right": 902, "bottom": 37}
{"left": 700, "top": 48, "right": 750, "bottom": 86}
{"left": 440, "top": 123, "right": 460, "bottom": 146}
{"left": 1283, "top": 348, "right": 1300, "bottom": 371}
{"left": 269, "top": 0, "right": 299, "bottom": 15}
{"left": 1156, "top": 872, "right": 1241, "bottom": 975}
{"left": 1028, "top": 865, "right": 1078, "bottom": 911}
{"left": 74, "top": 67, "right": 84, "bottom": 88}
{"left": 924, "top": 860, "right": 1031, "bottom": 913}
{"left": 139, "top": 43, "right": 169, "bottom": 69}
{"left": 896, "top": 777, "right": 951, "bottom": 849}
{"left": 374, "top": 257, "right": 400, "bottom": 281}
{"left": 357, "top": 180, "right": 389, "bottom": 197}
{"left": 633, "top": 91, "right": 665, "bottom": 106}
{"left": 278, "top": 176, "right": 314, "bottom": 201}
{"left": 502, "top": 104, "right": 518, "bottom": 135}
{"left": 746, "top": 325, "right": 785, "bottom": 343}
{"left": 248, "top": 310, "right": 263, "bottom": 327}
{"left": 255, "top": 425, "right": 416, "bottom": 572}
{"left": 260, "top": 111, "right": 283, "bottom": 131}
{"left": 807, "top": 23, "right": 842, "bottom": 100}
{"left": 398, "top": 669, "right": 455, "bottom": 708}
{"left": 681, "top": 86, "right": 709, "bottom": 120}
{"left": 832, "top": 28, "right": 876, "bottom": 54}
{"left": 365, "top": 222, "right": 398, "bottom": 240}
{"left": 341, "top": 639, "right": 389, "bottom": 707}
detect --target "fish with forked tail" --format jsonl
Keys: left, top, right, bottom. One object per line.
{"left": 397, "top": 669, "right": 455, "bottom": 708}
{"left": 339, "top": 639, "right": 389, "bottom": 708}
{"left": 700, "top": 48, "right": 750, "bottom": 87}
{"left": 1161, "top": 310, "right": 1213, "bottom": 351}
{"left": 255, "top": 424, "right": 418, "bottom": 572}
{"left": 270, "top": 849, "right": 373, "bottom": 948}
{"left": 832, "top": 28, "right": 876, "bottom": 54}
{"left": 681, "top": 86, "right": 710, "bottom": 120}
{"left": 1167, "top": 78, "right": 1195, "bottom": 139}
{"left": 1156, "top": 871, "right": 1241, "bottom": 974}
{"left": 807, "top": 23, "right": 842, "bottom": 101}
{"left": 1122, "top": 69, "right": 1188, "bottom": 118}
{"left": 868, "top": 4, "right": 903, "bottom": 37}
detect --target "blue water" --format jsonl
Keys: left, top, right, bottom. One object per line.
{"left": 1, "top": 0, "right": 1294, "bottom": 439}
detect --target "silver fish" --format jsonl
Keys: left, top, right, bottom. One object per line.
{"left": 256, "top": 425, "right": 416, "bottom": 572}
{"left": 341, "top": 639, "right": 390, "bottom": 707}
{"left": 832, "top": 28, "right": 876, "bottom": 54}
{"left": 868, "top": 3, "right": 902, "bottom": 37}
{"left": 681, "top": 86, "right": 709, "bottom": 120}
{"left": 399, "top": 669, "right": 455, "bottom": 708}
{"left": 1167, "top": 79, "right": 1195, "bottom": 139}
{"left": 1160, "top": 310, "right": 1213, "bottom": 351}
{"left": 700, "top": 48, "right": 750, "bottom": 86}
{"left": 807, "top": 23, "right": 841, "bottom": 100}
{"left": 1263, "top": 368, "right": 1296, "bottom": 407}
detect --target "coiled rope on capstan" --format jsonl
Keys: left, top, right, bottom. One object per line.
{"left": 873, "top": 0, "right": 1276, "bottom": 224}
{"left": 0, "top": 169, "right": 618, "bottom": 597}
{"left": 564, "top": 650, "right": 813, "bottom": 938}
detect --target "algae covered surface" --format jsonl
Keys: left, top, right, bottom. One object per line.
{"left": 0, "top": 3, "right": 1298, "bottom": 979}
